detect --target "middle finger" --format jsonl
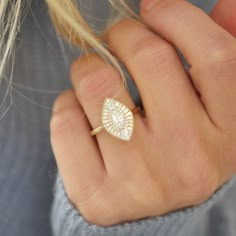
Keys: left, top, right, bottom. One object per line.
{"left": 106, "top": 19, "right": 205, "bottom": 130}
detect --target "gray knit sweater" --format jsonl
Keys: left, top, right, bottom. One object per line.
{"left": 0, "top": 0, "right": 236, "bottom": 236}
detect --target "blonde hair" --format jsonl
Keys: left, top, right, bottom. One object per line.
{"left": 0, "top": 0, "right": 142, "bottom": 91}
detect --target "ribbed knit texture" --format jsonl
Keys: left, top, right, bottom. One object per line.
{"left": 51, "top": 175, "right": 236, "bottom": 236}
{"left": 1, "top": 1, "right": 236, "bottom": 236}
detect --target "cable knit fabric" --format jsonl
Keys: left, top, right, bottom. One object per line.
{"left": 1, "top": 0, "right": 236, "bottom": 236}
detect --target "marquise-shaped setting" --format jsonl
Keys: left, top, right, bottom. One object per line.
{"left": 102, "top": 98, "right": 134, "bottom": 141}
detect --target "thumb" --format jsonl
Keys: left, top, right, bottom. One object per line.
{"left": 210, "top": 0, "right": 236, "bottom": 37}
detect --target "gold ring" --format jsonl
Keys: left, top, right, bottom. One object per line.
{"left": 90, "top": 98, "right": 141, "bottom": 141}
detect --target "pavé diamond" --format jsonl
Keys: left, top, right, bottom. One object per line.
{"left": 121, "top": 129, "right": 129, "bottom": 138}
{"left": 107, "top": 102, "right": 115, "bottom": 111}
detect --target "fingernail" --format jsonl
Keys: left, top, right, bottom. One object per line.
{"left": 141, "top": 0, "right": 159, "bottom": 11}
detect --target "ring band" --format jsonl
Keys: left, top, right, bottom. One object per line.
{"left": 90, "top": 98, "right": 141, "bottom": 141}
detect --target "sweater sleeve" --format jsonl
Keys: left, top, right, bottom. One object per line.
{"left": 50, "top": 173, "right": 236, "bottom": 236}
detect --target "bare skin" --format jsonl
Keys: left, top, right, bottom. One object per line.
{"left": 50, "top": 0, "right": 236, "bottom": 226}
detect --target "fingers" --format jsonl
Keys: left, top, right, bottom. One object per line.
{"left": 106, "top": 19, "right": 206, "bottom": 130}
{"left": 50, "top": 90, "right": 106, "bottom": 203}
{"left": 140, "top": 0, "right": 236, "bottom": 67}
{"left": 140, "top": 0, "right": 236, "bottom": 130}
{"left": 70, "top": 55, "right": 147, "bottom": 175}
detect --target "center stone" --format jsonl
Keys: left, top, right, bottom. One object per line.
{"left": 111, "top": 110, "right": 124, "bottom": 128}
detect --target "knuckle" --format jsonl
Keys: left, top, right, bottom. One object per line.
{"left": 72, "top": 179, "right": 116, "bottom": 226}
{"left": 133, "top": 36, "right": 177, "bottom": 74}
{"left": 192, "top": 172, "right": 217, "bottom": 205}
{"left": 78, "top": 67, "right": 120, "bottom": 103}
{"left": 205, "top": 37, "right": 236, "bottom": 64}
{"left": 52, "top": 89, "right": 74, "bottom": 113}
{"left": 50, "top": 106, "right": 83, "bottom": 134}
{"left": 70, "top": 55, "right": 98, "bottom": 78}
{"left": 143, "top": 178, "right": 167, "bottom": 211}
{"left": 108, "top": 18, "right": 139, "bottom": 42}
{"left": 183, "top": 155, "right": 219, "bottom": 205}
{"left": 140, "top": 0, "right": 186, "bottom": 16}
{"left": 79, "top": 197, "right": 116, "bottom": 226}
{"left": 79, "top": 205, "right": 99, "bottom": 225}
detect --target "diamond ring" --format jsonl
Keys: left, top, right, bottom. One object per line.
{"left": 90, "top": 98, "right": 140, "bottom": 141}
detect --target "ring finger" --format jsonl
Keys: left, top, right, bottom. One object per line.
{"left": 70, "top": 55, "right": 147, "bottom": 176}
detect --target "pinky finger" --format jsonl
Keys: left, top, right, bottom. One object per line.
{"left": 50, "top": 89, "right": 107, "bottom": 205}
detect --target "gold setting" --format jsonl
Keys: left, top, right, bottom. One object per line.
{"left": 91, "top": 98, "right": 140, "bottom": 141}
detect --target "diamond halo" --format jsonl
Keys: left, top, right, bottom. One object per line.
{"left": 102, "top": 98, "right": 134, "bottom": 141}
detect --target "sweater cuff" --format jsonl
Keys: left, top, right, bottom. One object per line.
{"left": 50, "top": 173, "right": 235, "bottom": 236}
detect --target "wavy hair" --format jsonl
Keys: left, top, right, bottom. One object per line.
{"left": 0, "top": 0, "right": 142, "bottom": 91}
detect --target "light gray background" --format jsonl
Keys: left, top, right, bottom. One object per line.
{"left": 0, "top": 1, "right": 235, "bottom": 236}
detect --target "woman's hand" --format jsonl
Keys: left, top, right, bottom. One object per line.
{"left": 50, "top": 0, "right": 236, "bottom": 226}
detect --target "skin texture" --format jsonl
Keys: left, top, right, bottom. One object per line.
{"left": 50, "top": 0, "right": 236, "bottom": 226}
{"left": 211, "top": 0, "right": 236, "bottom": 37}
